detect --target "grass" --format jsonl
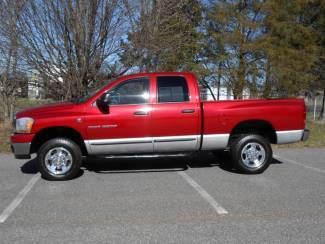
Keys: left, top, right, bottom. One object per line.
{"left": 0, "top": 122, "right": 11, "bottom": 153}
{"left": 275, "top": 119, "right": 325, "bottom": 148}
{"left": 0, "top": 98, "right": 52, "bottom": 153}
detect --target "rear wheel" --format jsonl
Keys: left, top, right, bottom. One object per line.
{"left": 230, "top": 134, "right": 272, "bottom": 174}
{"left": 38, "top": 138, "right": 82, "bottom": 180}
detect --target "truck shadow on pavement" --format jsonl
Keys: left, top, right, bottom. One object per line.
{"left": 21, "top": 158, "right": 38, "bottom": 174}
{"left": 83, "top": 152, "right": 235, "bottom": 174}
{"left": 20, "top": 152, "right": 283, "bottom": 178}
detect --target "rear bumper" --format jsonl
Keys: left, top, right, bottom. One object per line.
{"left": 11, "top": 143, "right": 31, "bottom": 159}
{"left": 276, "top": 129, "right": 309, "bottom": 144}
{"left": 301, "top": 129, "right": 310, "bottom": 142}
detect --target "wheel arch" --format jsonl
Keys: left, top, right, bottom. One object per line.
{"left": 31, "top": 126, "right": 88, "bottom": 156}
{"left": 229, "top": 120, "right": 277, "bottom": 145}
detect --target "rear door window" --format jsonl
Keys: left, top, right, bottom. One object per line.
{"left": 157, "top": 76, "right": 189, "bottom": 103}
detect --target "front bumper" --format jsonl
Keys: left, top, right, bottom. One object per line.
{"left": 11, "top": 133, "right": 34, "bottom": 159}
{"left": 11, "top": 143, "right": 31, "bottom": 159}
{"left": 301, "top": 129, "right": 310, "bottom": 142}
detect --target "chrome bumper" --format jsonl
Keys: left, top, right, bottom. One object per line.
{"left": 11, "top": 143, "right": 31, "bottom": 159}
{"left": 301, "top": 129, "right": 310, "bottom": 142}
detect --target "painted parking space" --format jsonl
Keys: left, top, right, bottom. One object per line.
{"left": 1, "top": 157, "right": 223, "bottom": 226}
{"left": 275, "top": 148, "right": 325, "bottom": 171}
{"left": 0, "top": 149, "right": 324, "bottom": 243}
{"left": 0, "top": 155, "right": 39, "bottom": 216}
{"left": 182, "top": 152, "right": 325, "bottom": 216}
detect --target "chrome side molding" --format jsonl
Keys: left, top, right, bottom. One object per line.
{"left": 85, "top": 137, "right": 153, "bottom": 154}
{"left": 153, "top": 135, "right": 200, "bottom": 152}
{"left": 201, "top": 134, "right": 230, "bottom": 150}
{"left": 85, "top": 134, "right": 232, "bottom": 155}
{"left": 84, "top": 129, "right": 307, "bottom": 155}
{"left": 85, "top": 135, "right": 200, "bottom": 154}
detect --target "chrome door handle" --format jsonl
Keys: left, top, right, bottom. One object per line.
{"left": 181, "top": 109, "right": 195, "bottom": 114}
{"left": 134, "top": 111, "right": 149, "bottom": 116}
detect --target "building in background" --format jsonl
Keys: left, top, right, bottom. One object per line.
{"left": 201, "top": 86, "right": 250, "bottom": 101}
{"left": 28, "top": 72, "right": 43, "bottom": 99}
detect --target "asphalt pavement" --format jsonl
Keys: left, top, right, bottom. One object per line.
{"left": 0, "top": 148, "right": 324, "bottom": 243}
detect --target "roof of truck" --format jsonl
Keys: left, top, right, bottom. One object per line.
{"left": 118, "top": 71, "right": 196, "bottom": 79}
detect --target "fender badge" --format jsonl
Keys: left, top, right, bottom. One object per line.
{"left": 102, "top": 124, "right": 118, "bottom": 128}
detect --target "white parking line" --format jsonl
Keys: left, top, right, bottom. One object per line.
{"left": 177, "top": 171, "right": 228, "bottom": 215}
{"left": 0, "top": 173, "right": 40, "bottom": 223}
{"left": 274, "top": 155, "right": 325, "bottom": 174}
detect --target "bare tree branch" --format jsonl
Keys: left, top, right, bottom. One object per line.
{"left": 18, "top": 0, "right": 126, "bottom": 100}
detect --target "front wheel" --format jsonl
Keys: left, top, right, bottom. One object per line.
{"left": 230, "top": 135, "right": 272, "bottom": 174}
{"left": 38, "top": 138, "right": 82, "bottom": 180}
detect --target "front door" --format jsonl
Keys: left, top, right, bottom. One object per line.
{"left": 85, "top": 77, "right": 153, "bottom": 154}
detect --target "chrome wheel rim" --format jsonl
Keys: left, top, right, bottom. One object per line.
{"left": 241, "top": 142, "right": 266, "bottom": 169}
{"left": 45, "top": 147, "right": 73, "bottom": 175}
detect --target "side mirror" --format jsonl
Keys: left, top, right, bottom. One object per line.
{"left": 96, "top": 93, "right": 111, "bottom": 114}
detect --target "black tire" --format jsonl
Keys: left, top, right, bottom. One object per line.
{"left": 38, "top": 138, "right": 82, "bottom": 180}
{"left": 230, "top": 134, "right": 272, "bottom": 174}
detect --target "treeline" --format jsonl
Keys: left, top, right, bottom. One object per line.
{"left": 0, "top": 0, "right": 324, "bottom": 121}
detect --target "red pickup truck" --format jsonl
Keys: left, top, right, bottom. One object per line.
{"left": 11, "top": 72, "right": 309, "bottom": 180}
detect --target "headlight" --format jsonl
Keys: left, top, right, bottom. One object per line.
{"left": 15, "top": 117, "right": 34, "bottom": 134}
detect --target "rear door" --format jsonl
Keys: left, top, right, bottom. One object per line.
{"left": 150, "top": 75, "right": 201, "bottom": 152}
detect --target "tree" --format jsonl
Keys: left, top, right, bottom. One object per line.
{"left": 304, "top": 0, "right": 325, "bottom": 119}
{"left": 205, "top": 0, "right": 318, "bottom": 99}
{"left": 262, "top": 0, "right": 317, "bottom": 97}
{"left": 0, "top": 0, "right": 26, "bottom": 122}
{"left": 18, "top": 0, "right": 125, "bottom": 100}
{"left": 121, "top": 0, "right": 202, "bottom": 72}
{"left": 206, "top": 0, "right": 266, "bottom": 99}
